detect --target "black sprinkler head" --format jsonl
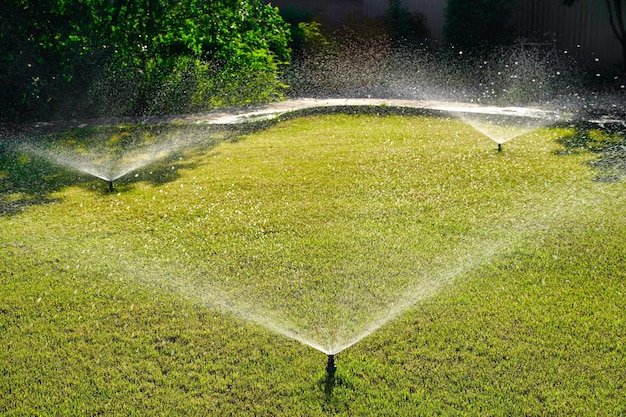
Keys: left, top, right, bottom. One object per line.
{"left": 326, "top": 354, "right": 336, "bottom": 377}
{"left": 497, "top": 143, "right": 502, "bottom": 152}
{"left": 108, "top": 180, "right": 114, "bottom": 192}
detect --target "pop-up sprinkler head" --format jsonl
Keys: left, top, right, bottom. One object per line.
{"left": 497, "top": 143, "right": 502, "bottom": 152}
{"left": 326, "top": 354, "right": 336, "bottom": 377}
{"left": 108, "top": 180, "right": 114, "bottom": 192}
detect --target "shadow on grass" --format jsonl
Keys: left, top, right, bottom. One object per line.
{"left": 0, "top": 142, "right": 73, "bottom": 216}
{"left": 555, "top": 123, "right": 626, "bottom": 182}
{"left": 317, "top": 371, "right": 355, "bottom": 413}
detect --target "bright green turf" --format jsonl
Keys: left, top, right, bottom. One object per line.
{"left": 1, "top": 113, "right": 624, "bottom": 416}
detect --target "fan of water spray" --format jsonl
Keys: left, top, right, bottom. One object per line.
{"left": 19, "top": 124, "right": 222, "bottom": 191}
{"left": 451, "top": 107, "right": 564, "bottom": 151}
{"left": 99, "top": 176, "right": 596, "bottom": 380}
{"left": 81, "top": 110, "right": 601, "bottom": 380}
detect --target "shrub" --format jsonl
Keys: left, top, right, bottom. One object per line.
{"left": 0, "top": 0, "right": 291, "bottom": 122}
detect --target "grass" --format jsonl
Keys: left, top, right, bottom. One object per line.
{"left": 1, "top": 112, "right": 625, "bottom": 415}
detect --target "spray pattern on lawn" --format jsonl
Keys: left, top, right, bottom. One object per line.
{"left": 17, "top": 124, "right": 224, "bottom": 189}
{"left": 157, "top": 185, "right": 597, "bottom": 355}
{"left": 77, "top": 120, "right": 607, "bottom": 356}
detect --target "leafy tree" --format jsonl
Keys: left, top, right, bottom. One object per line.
{"left": 443, "top": 0, "right": 515, "bottom": 53}
{"left": 275, "top": 6, "right": 318, "bottom": 60}
{"left": 562, "top": 0, "right": 626, "bottom": 74}
{"left": 385, "top": 0, "right": 429, "bottom": 49}
{"left": 0, "top": 0, "right": 290, "bottom": 122}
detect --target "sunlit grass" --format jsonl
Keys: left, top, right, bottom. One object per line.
{"left": 1, "top": 113, "right": 625, "bottom": 415}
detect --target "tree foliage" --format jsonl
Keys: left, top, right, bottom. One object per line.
{"left": 385, "top": 0, "right": 429, "bottom": 49}
{"left": 0, "top": 0, "right": 290, "bottom": 122}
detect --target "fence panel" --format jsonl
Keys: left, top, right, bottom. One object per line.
{"left": 513, "top": 0, "right": 621, "bottom": 71}
{"left": 363, "top": 0, "right": 621, "bottom": 71}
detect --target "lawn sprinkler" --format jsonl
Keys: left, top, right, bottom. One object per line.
{"left": 107, "top": 180, "right": 114, "bottom": 192}
{"left": 326, "top": 354, "right": 336, "bottom": 377}
{"left": 323, "top": 354, "right": 338, "bottom": 396}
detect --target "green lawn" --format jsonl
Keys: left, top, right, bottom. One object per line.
{"left": 1, "top": 113, "right": 625, "bottom": 416}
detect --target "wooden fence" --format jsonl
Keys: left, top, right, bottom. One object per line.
{"left": 513, "top": 0, "right": 621, "bottom": 71}
{"left": 362, "top": 0, "right": 622, "bottom": 72}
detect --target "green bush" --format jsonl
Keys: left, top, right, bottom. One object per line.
{"left": 282, "top": 16, "right": 390, "bottom": 96}
{"left": 385, "top": 0, "right": 430, "bottom": 49}
{"left": 0, "top": 0, "right": 290, "bottom": 122}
